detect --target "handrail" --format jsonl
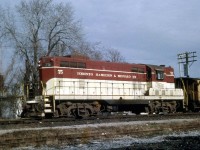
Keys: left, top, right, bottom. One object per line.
{"left": 180, "top": 77, "right": 188, "bottom": 108}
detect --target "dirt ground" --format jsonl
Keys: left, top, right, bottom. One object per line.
{"left": 0, "top": 118, "right": 200, "bottom": 149}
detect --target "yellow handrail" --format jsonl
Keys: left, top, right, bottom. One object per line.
{"left": 180, "top": 78, "right": 188, "bottom": 109}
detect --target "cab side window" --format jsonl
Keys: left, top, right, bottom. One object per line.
{"left": 43, "top": 62, "right": 53, "bottom": 67}
{"left": 156, "top": 70, "right": 164, "bottom": 80}
{"left": 60, "top": 61, "right": 70, "bottom": 67}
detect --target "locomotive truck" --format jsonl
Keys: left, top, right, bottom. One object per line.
{"left": 21, "top": 55, "right": 186, "bottom": 118}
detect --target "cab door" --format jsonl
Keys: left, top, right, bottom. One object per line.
{"left": 146, "top": 66, "right": 152, "bottom": 81}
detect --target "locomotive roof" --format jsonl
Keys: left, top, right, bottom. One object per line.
{"left": 175, "top": 77, "right": 200, "bottom": 81}
{"left": 41, "top": 55, "right": 145, "bottom": 66}
{"left": 40, "top": 55, "right": 172, "bottom": 70}
{"left": 145, "top": 64, "right": 171, "bottom": 70}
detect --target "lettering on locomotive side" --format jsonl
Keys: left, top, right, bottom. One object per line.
{"left": 118, "top": 74, "right": 136, "bottom": 79}
{"left": 76, "top": 71, "right": 137, "bottom": 79}
{"left": 77, "top": 72, "right": 94, "bottom": 76}
{"left": 96, "top": 73, "right": 112, "bottom": 77}
{"left": 58, "top": 69, "right": 63, "bottom": 74}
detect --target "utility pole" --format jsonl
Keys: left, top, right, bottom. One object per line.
{"left": 0, "top": 44, "right": 3, "bottom": 97}
{"left": 0, "top": 43, "right": 2, "bottom": 75}
{"left": 177, "top": 51, "right": 197, "bottom": 77}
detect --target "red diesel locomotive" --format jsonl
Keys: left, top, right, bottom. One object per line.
{"left": 22, "top": 55, "right": 184, "bottom": 118}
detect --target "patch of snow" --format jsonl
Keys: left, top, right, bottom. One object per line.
{"left": 15, "top": 131, "right": 200, "bottom": 150}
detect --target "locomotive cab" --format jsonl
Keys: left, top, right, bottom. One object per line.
{"left": 144, "top": 65, "right": 184, "bottom": 113}
{"left": 145, "top": 65, "right": 176, "bottom": 90}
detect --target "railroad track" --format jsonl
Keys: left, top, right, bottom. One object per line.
{"left": 1, "top": 112, "right": 200, "bottom": 129}
{"left": 1, "top": 112, "right": 200, "bottom": 149}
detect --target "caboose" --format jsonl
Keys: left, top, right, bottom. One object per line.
{"left": 22, "top": 55, "right": 184, "bottom": 118}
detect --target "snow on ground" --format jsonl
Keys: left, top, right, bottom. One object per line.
{"left": 14, "top": 130, "right": 200, "bottom": 150}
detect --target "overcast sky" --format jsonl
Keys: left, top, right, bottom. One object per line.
{"left": 1, "top": 0, "right": 200, "bottom": 77}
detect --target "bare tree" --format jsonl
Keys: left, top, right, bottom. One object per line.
{"left": 74, "top": 42, "right": 104, "bottom": 60}
{"left": 2, "top": 0, "right": 83, "bottom": 97}
{"left": 0, "top": 0, "right": 125, "bottom": 100}
{"left": 72, "top": 42, "right": 125, "bottom": 62}
{"left": 104, "top": 48, "right": 125, "bottom": 62}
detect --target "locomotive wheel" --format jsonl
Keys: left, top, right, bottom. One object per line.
{"left": 72, "top": 108, "right": 90, "bottom": 119}
{"left": 21, "top": 110, "right": 29, "bottom": 118}
{"left": 145, "top": 106, "right": 152, "bottom": 114}
{"left": 145, "top": 103, "right": 155, "bottom": 114}
{"left": 56, "top": 103, "right": 74, "bottom": 117}
{"left": 153, "top": 101, "right": 177, "bottom": 114}
{"left": 34, "top": 102, "right": 44, "bottom": 113}
{"left": 165, "top": 101, "right": 177, "bottom": 113}
{"left": 72, "top": 109, "right": 80, "bottom": 119}
{"left": 57, "top": 102, "right": 95, "bottom": 118}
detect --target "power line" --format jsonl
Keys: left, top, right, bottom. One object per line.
{"left": 177, "top": 51, "right": 197, "bottom": 77}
